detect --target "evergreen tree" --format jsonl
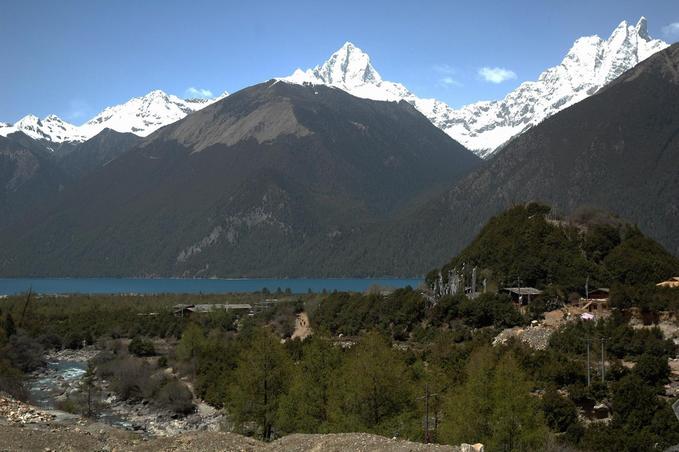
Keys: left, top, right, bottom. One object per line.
{"left": 226, "top": 327, "right": 292, "bottom": 440}
{"left": 176, "top": 323, "right": 205, "bottom": 375}
{"left": 488, "top": 354, "right": 548, "bottom": 451}
{"left": 277, "top": 337, "right": 342, "bottom": 433}
{"left": 440, "top": 346, "right": 495, "bottom": 444}
{"left": 327, "top": 331, "right": 413, "bottom": 434}
{"left": 80, "top": 361, "right": 97, "bottom": 417}
{"left": 441, "top": 349, "right": 549, "bottom": 450}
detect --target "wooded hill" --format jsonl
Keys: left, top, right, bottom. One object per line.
{"left": 426, "top": 204, "right": 679, "bottom": 294}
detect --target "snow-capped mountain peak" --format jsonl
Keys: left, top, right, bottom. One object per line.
{"left": 314, "top": 41, "right": 382, "bottom": 86}
{"left": 79, "top": 89, "right": 230, "bottom": 138}
{"left": 281, "top": 42, "right": 411, "bottom": 102}
{"left": 281, "top": 18, "right": 668, "bottom": 158}
{"left": 285, "top": 42, "right": 382, "bottom": 87}
{"left": 0, "top": 89, "right": 230, "bottom": 145}
{"left": 0, "top": 114, "right": 86, "bottom": 143}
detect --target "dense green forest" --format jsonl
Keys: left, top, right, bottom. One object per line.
{"left": 428, "top": 204, "right": 679, "bottom": 291}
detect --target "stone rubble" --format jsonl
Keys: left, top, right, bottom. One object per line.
{"left": 493, "top": 325, "right": 554, "bottom": 350}
{"left": 0, "top": 394, "right": 55, "bottom": 424}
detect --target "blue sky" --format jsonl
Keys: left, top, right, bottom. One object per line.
{"left": 1, "top": 0, "right": 677, "bottom": 124}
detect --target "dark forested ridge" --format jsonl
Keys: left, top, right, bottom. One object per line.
{"left": 0, "top": 81, "right": 480, "bottom": 277}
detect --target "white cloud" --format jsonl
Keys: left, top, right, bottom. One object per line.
{"left": 433, "top": 64, "right": 457, "bottom": 75}
{"left": 186, "top": 87, "right": 214, "bottom": 98}
{"left": 478, "top": 67, "right": 517, "bottom": 84}
{"left": 434, "top": 64, "right": 462, "bottom": 88}
{"left": 439, "top": 76, "right": 463, "bottom": 87}
{"left": 64, "top": 99, "right": 90, "bottom": 122}
{"left": 662, "top": 22, "right": 679, "bottom": 38}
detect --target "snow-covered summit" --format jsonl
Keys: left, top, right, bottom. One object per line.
{"left": 0, "top": 90, "right": 229, "bottom": 146}
{"left": 281, "top": 42, "right": 411, "bottom": 101}
{"left": 79, "top": 89, "right": 228, "bottom": 138}
{"left": 0, "top": 114, "right": 87, "bottom": 143}
{"left": 281, "top": 18, "right": 668, "bottom": 157}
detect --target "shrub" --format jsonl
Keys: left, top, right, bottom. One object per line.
{"left": 156, "top": 379, "right": 194, "bottom": 415}
{"left": 128, "top": 337, "right": 155, "bottom": 357}
{"left": 0, "top": 359, "right": 26, "bottom": 400}
{"left": 108, "top": 357, "right": 157, "bottom": 400}
{"left": 5, "top": 333, "right": 44, "bottom": 372}
{"left": 542, "top": 388, "right": 578, "bottom": 432}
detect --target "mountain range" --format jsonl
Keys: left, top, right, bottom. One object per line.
{"left": 0, "top": 91, "right": 228, "bottom": 144}
{"left": 0, "top": 18, "right": 666, "bottom": 158}
{"left": 282, "top": 17, "right": 667, "bottom": 157}
{"left": 0, "top": 19, "right": 677, "bottom": 278}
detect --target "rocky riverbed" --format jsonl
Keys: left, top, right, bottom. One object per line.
{"left": 28, "top": 347, "right": 224, "bottom": 436}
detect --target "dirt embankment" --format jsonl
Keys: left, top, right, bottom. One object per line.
{"left": 0, "top": 422, "right": 466, "bottom": 451}
{"left": 0, "top": 393, "right": 472, "bottom": 451}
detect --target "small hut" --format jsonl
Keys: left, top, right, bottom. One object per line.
{"left": 503, "top": 287, "right": 543, "bottom": 305}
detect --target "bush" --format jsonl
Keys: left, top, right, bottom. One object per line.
{"left": 158, "top": 356, "right": 168, "bottom": 368}
{"left": 5, "top": 333, "right": 44, "bottom": 372}
{"left": 156, "top": 379, "right": 194, "bottom": 415}
{"left": 0, "top": 359, "right": 26, "bottom": 400}
{"left": 108, "top": 357, "right": 158, "bottom": 401}
{"left": 128, "top": 337, "right": 155, "bottom": 357}
{"left": 633, "top": 353, "right": 670, "bottom": 388}
{"left": 542, "top": 388, "right": 578, "bottom": 432}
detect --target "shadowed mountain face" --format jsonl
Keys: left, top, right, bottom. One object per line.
{"left": 59, "top": 129, "right": 142, "bottom": 177}
{"left": 335, "top": 42, "right": 679, "bottom": 276}
{"left": 0, "top": 81, "right": 480, "bottom": 277}
{"left": 0, "top": 129, "right": 143, "bottom": 232}
{"left": 0, "top": 133, "right": 70, "bottom": 230}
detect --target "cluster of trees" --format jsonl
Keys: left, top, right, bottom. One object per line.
{"left": 176, "top": 323, "right": 552, "bottom": 445}
{"left": 427, "top": 203, "right": 679, "bottom": 296}
{"left": 177, "top": 318, "right": 679, "bottom": 450}
{"left": 313, "top": 288, "right": 526, "bottom": 341}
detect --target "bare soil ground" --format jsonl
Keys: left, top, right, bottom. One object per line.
{"left": 0, "top": 422, "right": 463, "bottom": 451}
{"left": 291, "top": 312, "right": 311, "bottom": 341}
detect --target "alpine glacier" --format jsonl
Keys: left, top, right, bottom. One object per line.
{"left": 0, "top": 90, "right": 228, "bottom": 145}
{"left": 281, "top": 17, "right": 668, "bottom": 157}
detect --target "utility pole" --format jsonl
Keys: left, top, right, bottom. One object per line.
{"left": 419, "top": 383, "right": 438, "bottom": 443}
{"left": 585, "top": 276, "right": 589, "bottom": 302}
{"left": 600, "top": 337, "right": 606, "bottom": 383}
{"left": 586, "top": 337, "right": 591, "bottom": 387}
{"left": 424, "top": 383, "right": 429, "bottom": 443}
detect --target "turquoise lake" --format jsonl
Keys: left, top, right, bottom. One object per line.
{"left": 0, "top": 278, "right": 423, "bottom": 295}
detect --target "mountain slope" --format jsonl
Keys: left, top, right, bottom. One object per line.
{"left": 0, "top": 81, "right": 480, "bottom": 277}
{"left": 282, "top": 18, "right": 667, "bottom": 157}
{"left": 58, "top": 128, "right": 143, "bottom": 177}
{"left": 336, "top": 41, "right": 679, "bottom": 276}
{"left": 0, "top": 133, "right": 71, "bottom": 230}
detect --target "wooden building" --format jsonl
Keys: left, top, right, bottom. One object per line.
{"left": 503, "top": 287, "right": 543, "bottom": 305}
{"left": 173, "top": 303, "right": 252, "bottom": 317}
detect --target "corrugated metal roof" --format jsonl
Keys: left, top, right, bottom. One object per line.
{"left": 503, "top": 287, "right": 543, "bottom": 296}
